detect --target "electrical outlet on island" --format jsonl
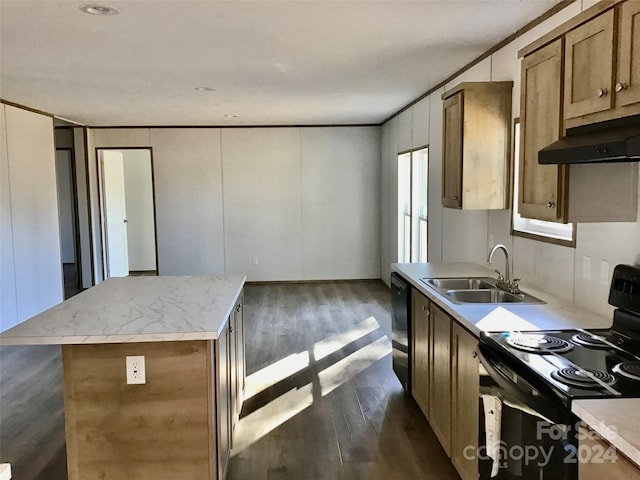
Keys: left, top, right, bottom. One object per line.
{"left": 126, "top": 355, "right": 146, "bottom": 385}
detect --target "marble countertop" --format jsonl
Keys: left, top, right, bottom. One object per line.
{"left": 392, "top": 262, "right": 612, "bottom": 336}
{"left": 0, "top": 274, "right": 246, "bottom": 345}
{"left": 572, "top": 399, "right": 640, "bottom": 468}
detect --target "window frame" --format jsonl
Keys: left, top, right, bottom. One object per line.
{"left": 397, "top": 145, "right": 429, "bottom": 263}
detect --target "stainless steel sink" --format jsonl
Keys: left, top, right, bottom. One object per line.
{"left": 421, "top": 277, "right": 496, "bottom": 290}
{"left": 446, "top": 289, "right": 524, "bottom": 303}
{"left": 420, "top": 276, "right": 545, "bottom": 305}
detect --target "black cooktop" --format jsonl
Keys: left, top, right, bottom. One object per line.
{"left": 481, "top": 264, "right": 640, "bottom": 404}
{"left": 482, "top": 326, "right": 640, "bottom": 402}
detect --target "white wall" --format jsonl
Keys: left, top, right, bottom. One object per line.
{"left": 222, "top": 128, "right": 303, "bottom": 281}
{"left": 1, "top": 104, "right": 63, "bottom": 331}
{"left": 56, "top": 149, "right": 76, "bottom": 263}
{"left": 122, "top": 150, "right": 156, "bottom": 272}
{"left": 300, "top": 127, "right": 380, "bottom": 280}
{"left": 381, "top": 1, "right": 640, "bottom": 316}
{"left": 87, "top": 126, "right": 380, "bottom": 282}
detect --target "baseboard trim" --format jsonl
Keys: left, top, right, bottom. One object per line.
{"left": 245, "top": 278, "right": 383, "bottom": 286}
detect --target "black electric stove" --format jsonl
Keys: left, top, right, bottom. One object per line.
{"left": 480, "top": 264, "right": 640, "bottom": 407}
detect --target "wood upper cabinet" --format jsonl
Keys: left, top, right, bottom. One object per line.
{"left": 441, "top": 82, "right": 512, "bottom": 210}
{"left": 519, "top": 39, "right": 568, "bottom": 222}
{"left": 563, "top": 1, "right": 640, "bottom": 126}
{"left": 451, "top": 323, "right": 479, "bottom": 480}
{"left": 429, "top": 302, "right": 452, "bottom": 456}
{"left": 564, "top": 10, "right": 615, "bottom": 119}
{"left": 442, "top": 93, "right": 463, "bottom": 208}
{"left": 411, "top": 288, "right": 431, "bottom": 416}
{"left": 616, "top": 0, "right": 640, "bottom": 107}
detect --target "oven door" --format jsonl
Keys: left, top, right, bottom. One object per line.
{"left": 477, "top": 344, "right": 579, "bottom": 480}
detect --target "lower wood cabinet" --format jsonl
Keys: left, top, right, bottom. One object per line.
{"left": 216, "top": 295, "right": 246, "bottom": 478}
{"left": 578, "top": 426, "right": 640, "bottom": 479}
{"left": 452, "top": 322, "right": 479, "bottom": 480}
{"left": 430, "top": 302, "right": 452, "bottom": 456}
{"left": 217, "top": 324, "right": 232, "bottom": 478}
{"left": 410, "top": 289, "right": 479, "bottom": 480}
{"left": 412, "top": 289, "right": 431, "bottom": 415}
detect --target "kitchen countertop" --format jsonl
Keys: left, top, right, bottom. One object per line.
{"left": 572, "top": 399, "right": 640, "bottom": 469}
{"left": 0, "top": 274, "right": 245, "bottom": 345}
{"left": 393, "top": 262, "right": 639, "bottom": 468}
{"left": 392, "top": 262, "right": 612, "bottom": 336}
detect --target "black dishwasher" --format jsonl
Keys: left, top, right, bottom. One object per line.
{"left": 391, "top": 272, "right": 411, "bottom": 391}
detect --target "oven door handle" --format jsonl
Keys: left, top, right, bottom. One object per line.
{"left": 478, "top": 345, "right": 561, "bottom": 410}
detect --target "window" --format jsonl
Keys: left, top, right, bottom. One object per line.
{"left": 398, "top": 147, "right": 429, "bottom": 263}
{"left": 511, "top": 121, "right": 574, "bottom": 244}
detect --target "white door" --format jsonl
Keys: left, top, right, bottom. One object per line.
{"left": 100, "top": 151, "right": 129, "bottom": 277}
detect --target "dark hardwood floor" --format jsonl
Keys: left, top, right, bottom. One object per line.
{"left": 0, "top": 280, "right": 459, "bottom": 480}
{"left": 228, "top": 281, "right": 459, "bottom": 480}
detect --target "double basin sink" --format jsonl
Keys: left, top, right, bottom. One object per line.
{"left": 421, "top": 277, "right": 545, "bottom": 305}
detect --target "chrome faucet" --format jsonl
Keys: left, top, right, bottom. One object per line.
{"left": 487, "top": 244, "right": 521, "bottom": 294}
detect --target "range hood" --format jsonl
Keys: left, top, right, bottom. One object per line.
{"left": 538, "top": 119, "right": 640, "bottom": 165}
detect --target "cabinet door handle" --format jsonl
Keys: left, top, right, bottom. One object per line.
{"left": 452, "top": 195, "right": 458, "bottom": 201}
{"left": 421, "top": 305, "right": 426, "bottom": 312}
{"left": 472, "top": 351, "right": 478, "bottom": 358}
{"left": 547, "top": 201, "right": 555, "bottom": 209}
{"left": 597, "top": 88, "right": 608, "bottom": 98}
{"left": 236, "top": 304, "right": 242, "bottom": 313}
{"left": 229, "top": 324, "right": 233, "bottom": 333}
{"left": 615, "top": 82, "right": 626, "bottom": 93}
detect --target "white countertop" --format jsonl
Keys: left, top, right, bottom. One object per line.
{"left": 0, "top": 464, "right": 11, "bottom": 480}
{"left": 392, "top": 262, "right": 612, "bottom": 336}
{"left": 393, "top": 262, "right": 639, "bottom": 468}
{"left": 572, "top": 399, "right": 640, "bottom": 468}
{"left": 0, "top": 274, "right": 246, "bottom": 345}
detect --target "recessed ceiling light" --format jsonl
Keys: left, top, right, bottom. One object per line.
{"left": 224, "top": 114, "right": 239, "bottom": 118}
{"left": 80, "top": 4, "right": 119, "bottom": 15}
{"left": 194, "top": 87, "right": 216, "bottom": 92}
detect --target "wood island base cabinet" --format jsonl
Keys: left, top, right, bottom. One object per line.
{"left": 61, "top": 296, "right": 245, "bottom": 480}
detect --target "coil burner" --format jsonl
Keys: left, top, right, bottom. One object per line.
{"left": 613, "top": 361, "right": 640, "bottom": 382}
{"left": 571, "top": 332, "right": 625, "bottom": 349}
{"left": 551, "top": 367, "right": 616, "bottom": 389}
{"left": 505, "top": 334, "right": 573, "bottom": 354}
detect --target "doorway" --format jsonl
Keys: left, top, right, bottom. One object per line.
{"left": 55, "top": 147, "right": 82, "bottom": 298}
{"left": 98, "top": 148, "right": 158, "bottom": 278}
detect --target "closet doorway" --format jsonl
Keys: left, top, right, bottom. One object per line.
{"left": 98, "top": 148, "right": 158, "bottom": 278}
{"left": 55, "top": 147, "right": 82, "bottom": 298}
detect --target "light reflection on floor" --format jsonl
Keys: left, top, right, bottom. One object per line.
{"left": 233, "top": 316, "right": 390, "bottom": 453}
{"left": 313, "top": 315, "right": 381, "bottom": 361}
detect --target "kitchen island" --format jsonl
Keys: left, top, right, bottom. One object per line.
{"left": 0, "top": 274, "right": 246, "bottom": 480}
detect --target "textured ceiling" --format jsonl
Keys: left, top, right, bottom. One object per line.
{"left": 0, "top": 0, "right": 560, "bottom": 126}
